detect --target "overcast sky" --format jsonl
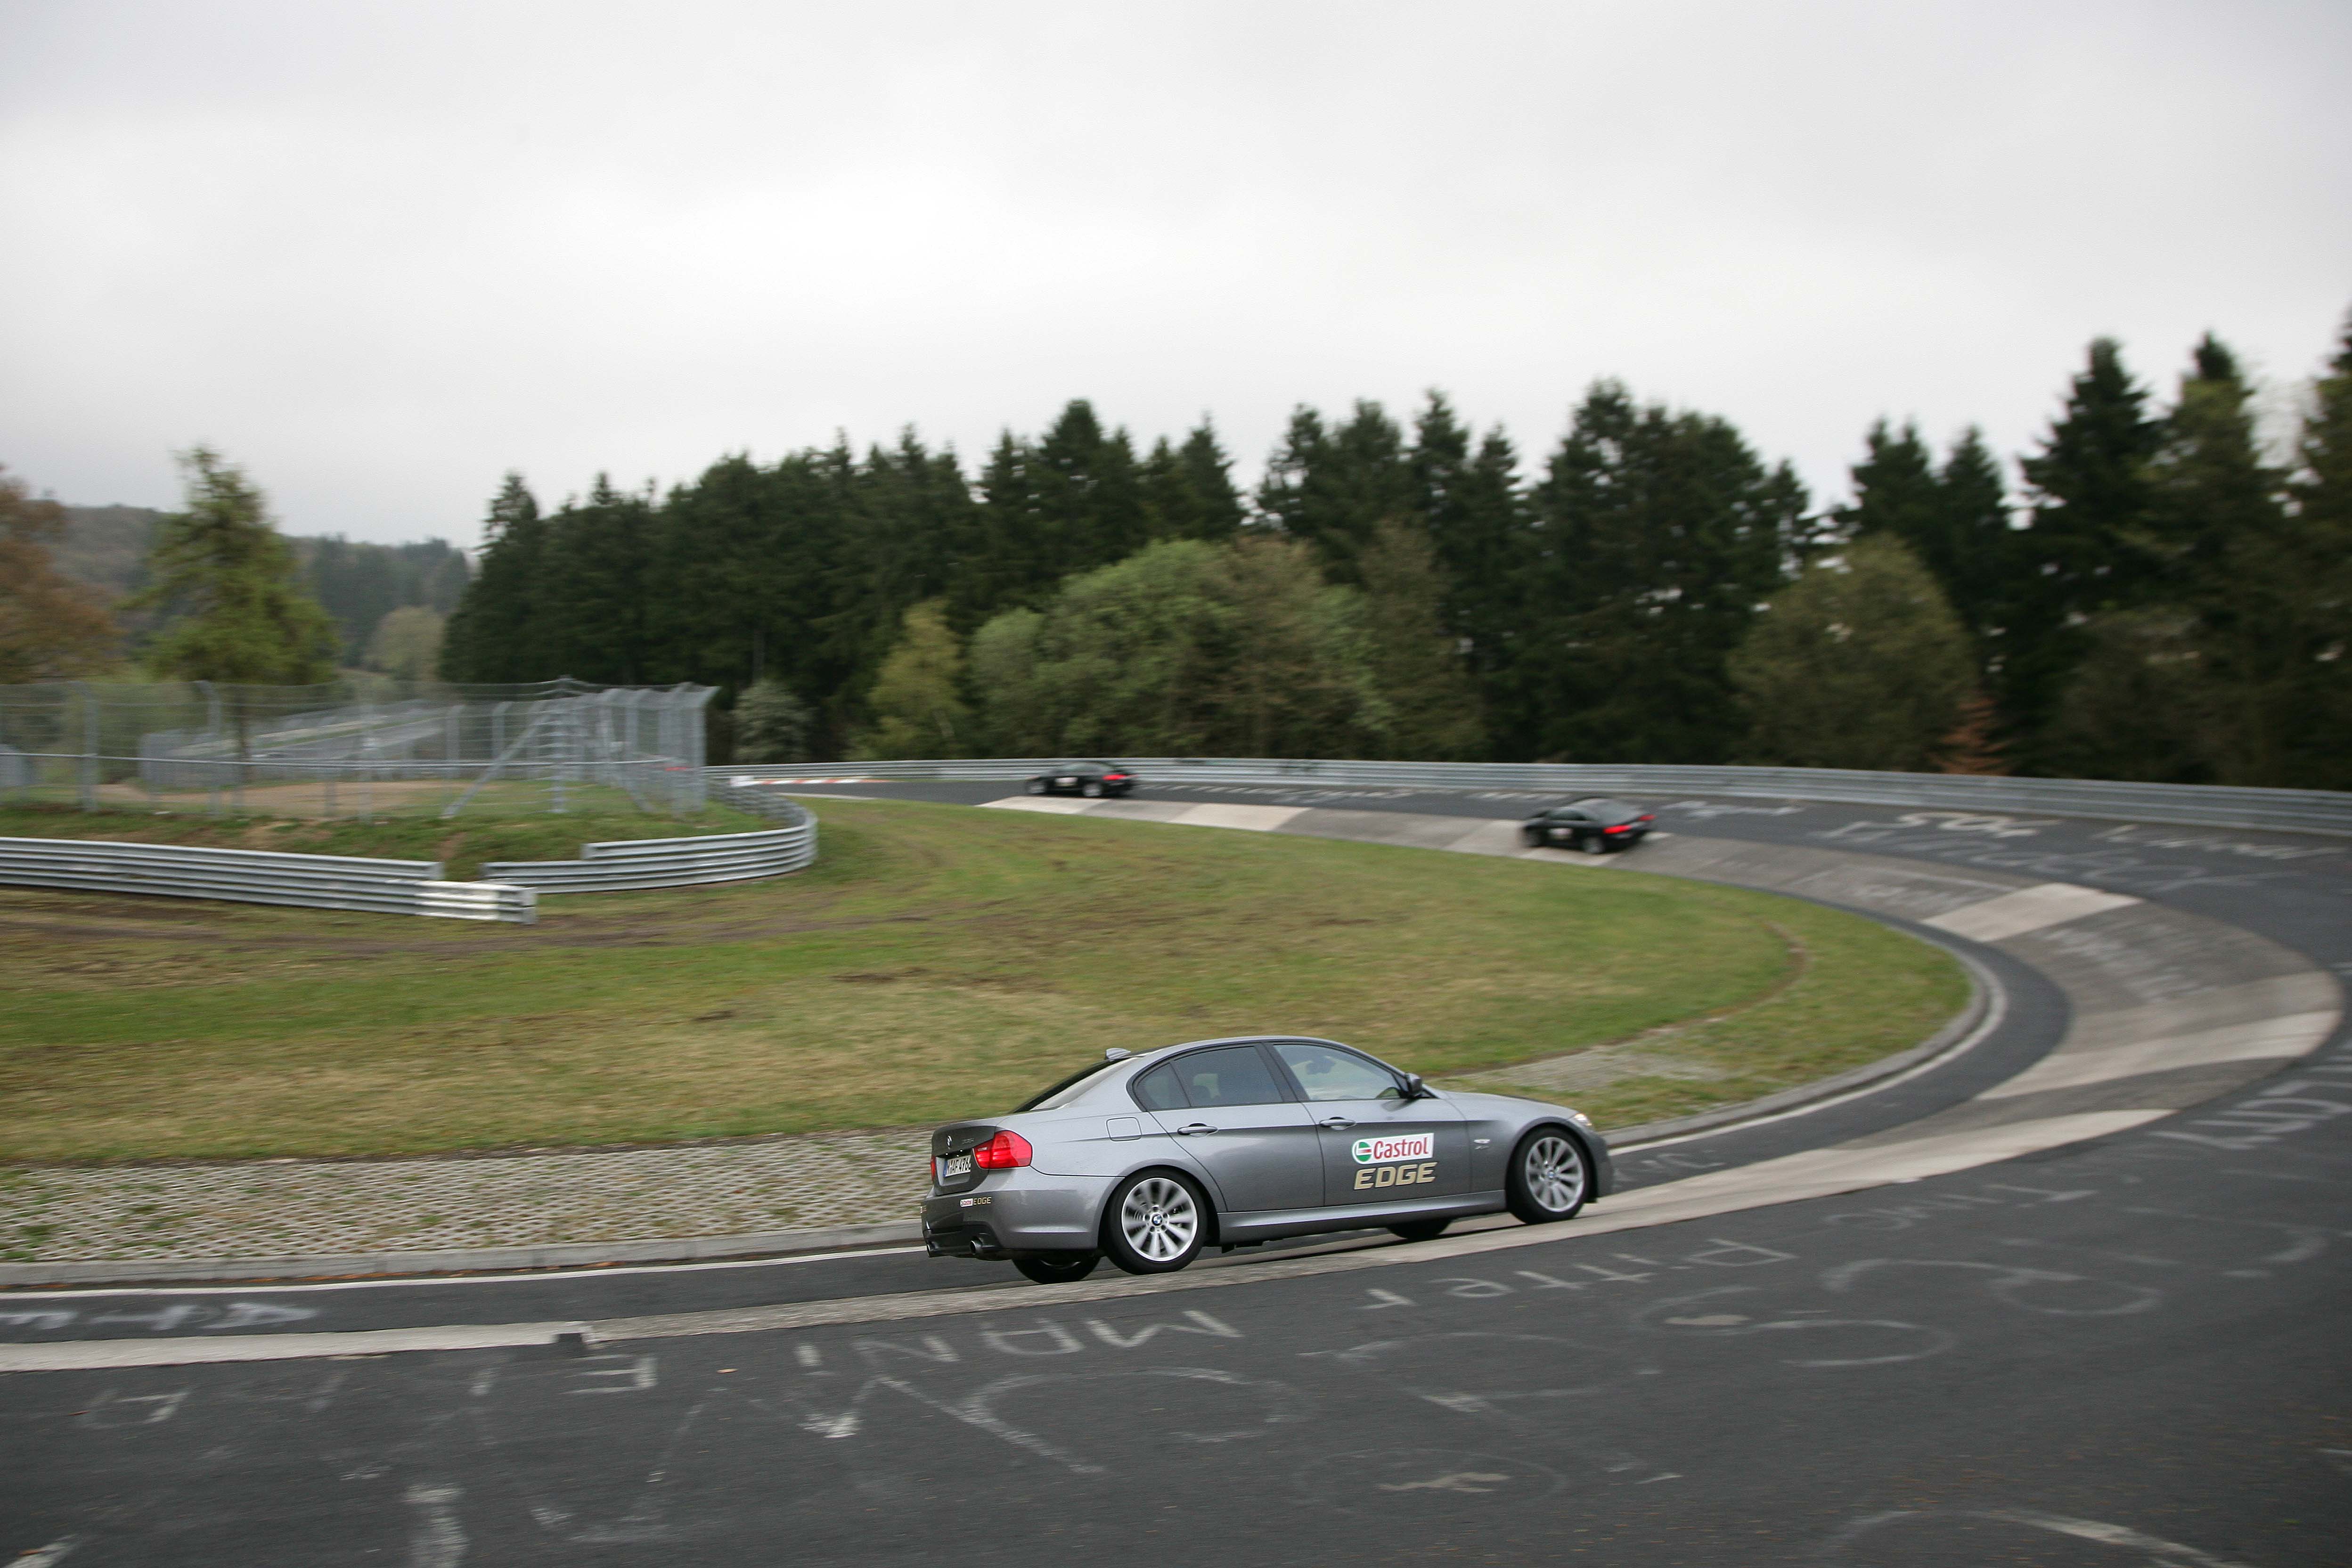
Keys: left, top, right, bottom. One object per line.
{"left": 4, "top": 0, "right": 2348, "bottom": 547}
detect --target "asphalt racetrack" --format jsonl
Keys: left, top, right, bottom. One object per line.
{"left": 3, "top": 784, "right": 2347, "bottom": 1565}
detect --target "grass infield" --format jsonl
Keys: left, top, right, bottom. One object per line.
{"left": 0, "top": 796, "right": 1967, "bottom": 1163}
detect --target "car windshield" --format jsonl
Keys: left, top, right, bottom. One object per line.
{"left": 1016, "top": 1059, "right": 1123, "bottom": 1111}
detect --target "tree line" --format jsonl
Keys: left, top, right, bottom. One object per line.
{"left": 440, "top": 310, "right": 2352, "bottom": 787}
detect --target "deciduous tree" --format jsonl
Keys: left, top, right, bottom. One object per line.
{"left": 1729, "top": 536, "right": 1973, "bottom": 772}
{"left": 0, "top": 464, "right": 120, "bottom": 683}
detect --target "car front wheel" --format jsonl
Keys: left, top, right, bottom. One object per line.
{"left": 1025, "top": 779, "right": 1047, "bottom": 795}
{"left": 1506, "top": 1127, "right": 1590, "bottom": 1225}
{"left": 1102, "top": 1171, "right": 1208, "bottom": 1274}
{"left": 1014, "top": 1253, "right": 1101, "bottom": 1284}
{"left": 1082, "top": 780, "right": 1104, "bottom": 798}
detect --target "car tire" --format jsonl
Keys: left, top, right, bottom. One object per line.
{"left": 1102, "top": 1170, "right": 1209, "bottom": 1274}
{"left": 1013, "top": 1253, "right": 1101, "bottom": 1285}
{"left": 1388, "top": 1218, "right": 1452, "bottom": 1242}
{"left": 1025, "top": 779, "right": 1047, "bottom": 795}
{"left": 1575, "top": 832, "right": 1599, "bottom": 853}
{"left": 1082, "top": 780, "right": 1104, "bottom": 798}
{"left": 1521, "top": 826, "right": 1544, "bottom": 848}
{"left": 1506, "top": 1126, "right": 1591, "bottom": 1225}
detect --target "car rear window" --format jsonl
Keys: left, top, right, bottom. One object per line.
{"left": 1577, "top": 798, "right": 1636, "bottom": 818}
{"left": 1017, "top": 1060, "right": 1120, "bottom": 1111}
{"left": 1165, "top": 1045, "right": 1287, "bottom": 1108}
{"left": 1131, "top": 1063, "right": 1185, "bottom": 1111}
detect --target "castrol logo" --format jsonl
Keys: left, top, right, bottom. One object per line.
{"left": 1350, "top": 1132, "right": 1435, "bottom": 1164}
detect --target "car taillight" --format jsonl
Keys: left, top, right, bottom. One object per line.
{"left": 1605, "top": 824, "right": 1632, "bottom": 833}
{"left": 1106, "top": 773, "right": 1128, "bottom": 780}
{"left": 972, "top": 1130, "right": 1033, "bottom": 1169}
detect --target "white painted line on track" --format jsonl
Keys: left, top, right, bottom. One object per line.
{"left": 0, "top": 1320, "right": 588, "bottom": 1372}
{"left": 6, "top": 1246, "right": 924, "bottom": 1301}
{"left": 1925, "top": 882, "right": 2140, "bottom": 942}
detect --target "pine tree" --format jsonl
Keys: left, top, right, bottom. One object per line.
{"left": 2283, "top": 309, "right": 2352, "bottom": 785}
{"left": 1140, "top": 420, "right": 1244, "bottom": 542}
{"left": 2141, "top": 335, "right": 2300, "bottom": 785}
{"left": 1834, "top": 420, "right": 1941, "bottom": 550}
{"left": 440, "top": 473, "right": 546, "bottom": 682}
{"left": 1520, "top": 383, "right": 1805, "bottom": 763}
{"left": 1255, "top": 400, "right": 1415, "bottom": 584}
{"left": 132, "top": 448, "right": 338, "bottom": 687}
{"left": 2008, "top": 339, "right": 2163, "bottom": 763}
{"left": 1837, "top": 420, "right": 2017, "bottom": 701}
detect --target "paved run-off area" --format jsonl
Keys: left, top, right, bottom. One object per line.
{"left": 2, "top": 1127, "right": 929, "bottom": 1267}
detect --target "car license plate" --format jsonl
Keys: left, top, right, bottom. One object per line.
{"left": 941, "top": 1152, "right": 972, "bottom": 1180}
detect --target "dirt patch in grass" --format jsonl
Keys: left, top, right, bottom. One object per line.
{"left": 0, "top": 796, "right": 1966, "bottom": 1161}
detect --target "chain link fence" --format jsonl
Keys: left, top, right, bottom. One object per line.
{"left": 0, "top": 677, "right": 712, "bottom": 820}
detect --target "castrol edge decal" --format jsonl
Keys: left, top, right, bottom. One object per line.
{"left": 1350, "top": 1132, "right": 1435, "bottom": 1165}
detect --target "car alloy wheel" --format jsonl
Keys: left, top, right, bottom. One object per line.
{"left": 1082, "top": 780, "right": 1104, "bottom": 797}
{"left": 1507, "top": 1128, "right": 1589, "bottom": 1224}
{"left": 1105, "top": 1172, "right": 1205, "bottom": 1273}
{"left": 1026, "top": 779, "right": 1047, "bottom": 794}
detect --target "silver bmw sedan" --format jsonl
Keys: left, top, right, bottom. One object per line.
{"left": 922, "top": 1035, "right": 1613, "bottom": 1284}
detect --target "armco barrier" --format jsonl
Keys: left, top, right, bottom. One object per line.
{"left": 0, "top": 838, "right": 535, "bottom": 923}
{"left": 722, "top": 758, "right": 2352, "bottom": 837}
{"left": 481, "top": 811, "right": 817, "bottom": 894}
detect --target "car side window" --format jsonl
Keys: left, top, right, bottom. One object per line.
{"left": 1131, "top": 1063, "right": 1186, "bottom": 1112}
{"left": 1169, "top": 1046, "right": 1287, "bottom": 1108}
{"left": 1270, "top": 1041, "right": 1403, "bottom": 1102}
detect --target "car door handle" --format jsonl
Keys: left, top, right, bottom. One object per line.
{"left": 1173, "top": 1122, "right": 1217, "bottom": 1136}
{"left": 1317, "top": 1116, "right": 1356, "bottom": 1130}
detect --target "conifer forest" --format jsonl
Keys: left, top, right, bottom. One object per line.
{"left": 438, "top": 319, "right": 2352, "bottom": 788}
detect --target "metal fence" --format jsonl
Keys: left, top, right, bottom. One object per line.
{"left": 0, "top": 677, "right": 712, "bottom": 819}
{"left": 0, "top": 838, "right": 537, "bottom": 923}
{"left": 721, "top": 757, "right": 2352, "bottom": 837}
{"left": 482, "top": 809, "right": 819, "bottom": 894}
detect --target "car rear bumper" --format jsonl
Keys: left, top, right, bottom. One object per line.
{"left": 922, "top": 1171, "right": 1113, "bottom": 1259}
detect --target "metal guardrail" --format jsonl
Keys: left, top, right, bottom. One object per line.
{"left": 482, "top": 805, "right": 818, "bottom": 894}
{"left": 0, "top": 838, "right": 537, "bottom": 923}
{"left": 720, "top": 758, "right": 2352, "bottom": 838}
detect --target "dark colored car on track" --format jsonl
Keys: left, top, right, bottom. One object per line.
{"left": 1521, "top": 797, "right": 1654, "bottom": 853}
{"left": 1024, "top": 761, "right": 1136, "bottom": 798}
{"left": 923, "top": 1034, "right": 1612, "bottom": 1284}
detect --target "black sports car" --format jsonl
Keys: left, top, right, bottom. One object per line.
{"left": 1520, "top": 797, "right": 1655, "bottom": 852}
{"left": 1024, "top": 761, "right": 1137, "bottom": 799}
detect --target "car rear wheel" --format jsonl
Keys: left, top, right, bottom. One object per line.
{"left": 1025, "top": 779, "right": 1047, "bottom": 795}
{"left": 1388, "top": 1218, "right": 1452, "bottom": 1242}
{"left": 1506, "top": 1127, "right": 1590, "bottom": 1225}
{"left": 1082, "top": 780, "right": 1104, "bottom": 798}
{"left": 1013, "top": 1253, "right": 1101, "bottom": 1284}
{"left": 1102, "top": 1171, "right": 1207, "bottom": 1274}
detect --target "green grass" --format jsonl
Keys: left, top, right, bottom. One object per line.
{"left": 0, "top": 799, "right": 769, "bottom": 881}
{"left": 0, "top": 796, "right": 1967, "bottom": 1162}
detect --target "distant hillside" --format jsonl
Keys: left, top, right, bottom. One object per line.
{"left": 52, "top": 505, "right": 472, "bottom": 667}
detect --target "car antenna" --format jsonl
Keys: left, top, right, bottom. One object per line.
{"left": 1103, "top": 1048, "right": 1132, "bottom": 1061}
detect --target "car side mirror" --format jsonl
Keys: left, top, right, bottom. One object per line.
{"left": 1401, "top": 1073, "right": 1431, "bottom": 1101}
